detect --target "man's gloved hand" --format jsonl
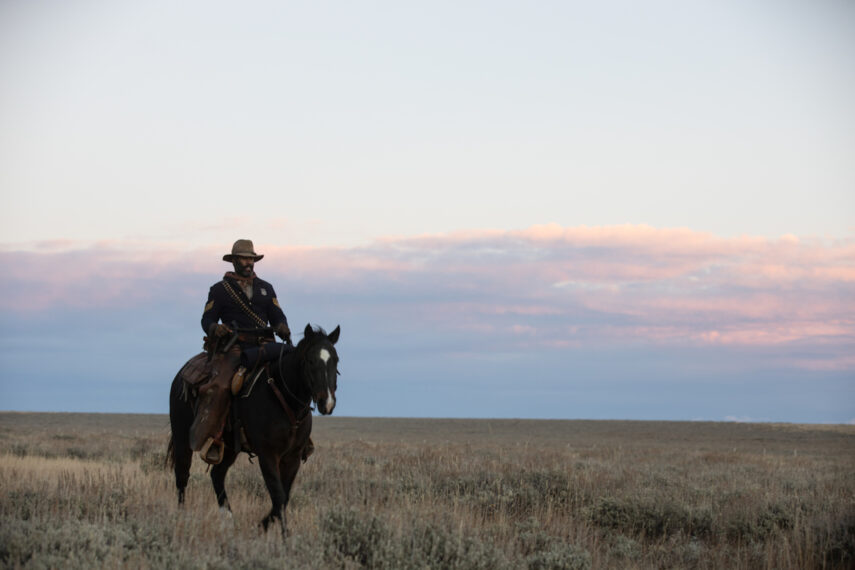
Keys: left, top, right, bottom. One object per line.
{"left": 209, "top": 323, "right": 232, "bottom": 338}
{"left": 275, "top": 323, "right": 292, "bottom": 344}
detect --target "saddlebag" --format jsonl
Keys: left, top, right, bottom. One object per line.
{"left": 178, "top": 353, "right": 211, "bottom": 387}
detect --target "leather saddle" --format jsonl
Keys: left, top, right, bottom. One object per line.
{"left": 177, "top": 346, "right": 283, "bottom": 403}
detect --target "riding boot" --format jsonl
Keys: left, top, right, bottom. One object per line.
{"left": 189, "top": 346, "right": 240, "bottom": 463}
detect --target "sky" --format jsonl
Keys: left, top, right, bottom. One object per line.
{"left": 1, "top": 0, "right": 853, "bottom": 423}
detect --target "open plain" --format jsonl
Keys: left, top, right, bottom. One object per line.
{"left": 1, "top": 412, "right": 853, "bottom": 569}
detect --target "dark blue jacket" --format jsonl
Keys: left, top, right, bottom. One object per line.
{"left": 201, "top": 275, "right": 288, "bottom": 335}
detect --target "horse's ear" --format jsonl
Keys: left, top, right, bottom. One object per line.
{"left": 328, "top": 325, "right": 340, "bottom": 344}
{"left": 304, "top": 323, "right": 313, "bottom": 338}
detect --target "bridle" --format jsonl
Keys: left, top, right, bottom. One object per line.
{"left": 268, "top": 339, "right": 335, "bottom": 430}
{"left": 266, "top": 335, "right": 338, "bottom": 430}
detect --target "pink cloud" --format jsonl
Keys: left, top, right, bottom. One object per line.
{"left": 2, "top": 225, "right": 852, "bottom": 370}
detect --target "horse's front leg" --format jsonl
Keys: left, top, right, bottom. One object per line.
{"left": 210, "top": 446, "right": 238, "bottom": 513}
{"left": 258, "top": 453, "right": 288, "bottom": 534}
{"left": 278, "top": 449, "right": 303, "bottom": 512}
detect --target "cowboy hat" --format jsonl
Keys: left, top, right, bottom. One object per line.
{"left": 223, "top": 239, "right": 264, "bottom": 262}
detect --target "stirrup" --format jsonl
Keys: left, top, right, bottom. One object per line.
{"left": 200, "top": 437, "right": 225, "bottom": 465}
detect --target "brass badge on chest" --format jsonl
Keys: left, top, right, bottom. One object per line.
{"left": 260, "top": 288, "right": 267, "bottom": 296}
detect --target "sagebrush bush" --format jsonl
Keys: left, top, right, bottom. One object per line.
{"left": 320, "top": 507, "right": 509, "bottom": 569}
{"left": 516, "top": 518, "right": 591, "bottom": 570}
{"left": 322, "top": 508, "right": 391, "bottom": 566}
{"left": 588, "top": 496, "right": 713, "bottom": 539}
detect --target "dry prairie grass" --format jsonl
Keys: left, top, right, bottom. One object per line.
{"left": 1, "top": 412, "right": 853, "bottom": 569}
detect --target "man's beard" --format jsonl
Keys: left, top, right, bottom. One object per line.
{"left": 233, "top": 262, "right": 254, "bottom": 278}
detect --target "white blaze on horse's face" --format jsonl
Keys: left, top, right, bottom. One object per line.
{"left": 318, "top": 348, "right": 336, "bottom": 414}
{"left": 322, "top": 389, "right": 336, "bottom": 414}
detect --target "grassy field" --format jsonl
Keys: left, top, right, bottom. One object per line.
{"left": 1, "top": 412, "right": 853, "bottom": 569}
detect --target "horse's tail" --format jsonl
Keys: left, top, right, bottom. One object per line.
{"left": 165, "top": 434, "right": 176, "bottom": 470}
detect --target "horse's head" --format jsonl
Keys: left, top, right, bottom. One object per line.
{"left": 297, "top": 324, "right": 341, "bottom": 415}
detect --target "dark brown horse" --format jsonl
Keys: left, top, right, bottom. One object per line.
{"left": 167, "top": 324, "right": 340, "bottom": 533}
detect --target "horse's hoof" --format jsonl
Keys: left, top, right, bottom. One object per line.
{"left": 261, "top": 516, "right": 287, "bottom": 536}
{"left": 302, "top": 439, "right": 315, "bottom": 463}
{"left": 218, "top": 507, "right": 235, "bottom": 530}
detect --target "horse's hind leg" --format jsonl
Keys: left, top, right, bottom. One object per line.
{"left": 169, "top": 432, "right": 193, "bottom": 504}
{"left": 174, "top": 449, "right": 191, "bottom": 504}
{"left": 211, "top": 447, "right": 238, "bottom": 513}
{"left": 169, "top": 374, "right": 195, "bottom": 505}
{"left": 167, "top": 377, "right": 193, "bottom": 505}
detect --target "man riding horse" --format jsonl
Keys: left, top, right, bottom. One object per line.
{"left": 191, "top": 239, "right": 311, "bottom": 465}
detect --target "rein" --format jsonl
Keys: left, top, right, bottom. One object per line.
{"left": 267, "top": 377, "right": 305, "bottom": 429}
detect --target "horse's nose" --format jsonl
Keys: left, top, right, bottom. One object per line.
{"left": 317, "top": 389, "right": 336, "bottom": 414}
